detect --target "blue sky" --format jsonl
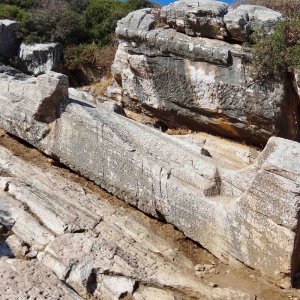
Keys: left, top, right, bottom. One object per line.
{"left": 157, "top": 0, "right": 233, "bottom": 5}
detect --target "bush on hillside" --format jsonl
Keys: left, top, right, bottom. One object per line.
{"left": 0, "top": 0, "right": 37, "bottom": 9}
{"left": 251, "top": 14, "right": 300, "bottom": 76}
{"left": 0, "top": 0, "right": 154, "bottom": 45}
{"left": 0, "top": 0, "right": 154, "bottom": 85}
{"left": 0, "top": 4, "right": 28, "bottom": 23}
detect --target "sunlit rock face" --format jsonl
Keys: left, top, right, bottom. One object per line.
{"left": 0, "top": 64, "right": 300, "bottom": 288}
{"left": 18, "top": 43, "right": 63, "bottom": 75}
{"left": 109, "top": 3, "right": 299, "bottom": 146}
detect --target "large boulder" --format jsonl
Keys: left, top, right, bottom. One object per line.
{"left": 160, "top": 0, "right": 229, "bottom": 39}
{"left": 18, "top": 43, "right": 63, "bottom": 75}
{"left": 224, "top": 5, "right": 284, "bottom": 42}
{"left": 0, "top": 20, "right": 20, "bottom": 57}
{"left": 110, "top": 7, "right": 298, "bottom": 146}
{"left": 0, "top": 65, "right": 299, "bottom": 288}
{"left": 0, "top": 143, "right": 252, "bottom": 300}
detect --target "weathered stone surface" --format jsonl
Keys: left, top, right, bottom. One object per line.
{"left": 18, "top": 43, "right": 63, "bottom": 75}
{"left": 0, "top": 259, "right": 82, "bottom": 299}
{"left": 224, "top": 5, "right": 284, "bottom": 42}
{"left": 0, "top": 66, "right": 299, "bottom": 288}
{"left": 175, "top": 132, "right": 259, "bottom": 168}
{"left": 160, "top": 0, "right": 229, "bottom": 39}
{"left": 0, "top": 67, "right": 69, "bottom": 146}
{"left": 111, "top": 6, "right": 298, "bottom": 145}
{"left": 0, "top": 145, "right": 252, "bottom": 300}
{"left": 0, "top": 20, "right": 20, "bottom": 57}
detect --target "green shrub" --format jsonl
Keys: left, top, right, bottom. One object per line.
{"left": 22, "top": 5, "right": 86, "bottom": 44}
{"left": 0, "top": 0, "right": 37, "bottom": 9}
{"left": 0, "top": 4, "right": 28, "bottom": 23}
{"left": 251, "top": 14, "right": 300, "bottom": 76}
{"left": 84, "top": 0, "right": 126, "bottom": 45}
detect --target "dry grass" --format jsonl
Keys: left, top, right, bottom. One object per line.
{"left": 64, "top": 43, "right": 117, "bottom": 86}
{"left": 88, "top": 77, "right": 114, "bottom": 97}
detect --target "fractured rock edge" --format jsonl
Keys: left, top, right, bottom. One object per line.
{"left": 0, "top": 66, "right": 299, "bottom": 289}
{"left": 108, "top": 7, "right": 299, "bottom": 146}
{"left": 0, "top": 144, "right": 253, "bottom": 300}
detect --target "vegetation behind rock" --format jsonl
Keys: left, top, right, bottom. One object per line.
{"left": 234, "top": 0, "right": 300, "bottom": 76}
{"left": 0, "top": 0, "right": 154, "bottom": 85}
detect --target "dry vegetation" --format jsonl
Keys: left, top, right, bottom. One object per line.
{"left": 233, "top": 0, "right": 300, "bottom": 17}
{"left": 64, "top": 43, "right": 117, "bottom": 86}
{"left": 234, "top": 0, "right": 300, "bottom": 76}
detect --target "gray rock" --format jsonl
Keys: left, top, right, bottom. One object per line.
{"left": 112, "top": 8, "right": 298, "bottom": 145}
{"left": 68, "top": 87, "right": 95, "bottom": 104}
{"left": 0, "top": 20, "right": 20, "bottom": 57}
{"left": 160, "top": 0, "right": 229, "bottom": 39}
{"left": 1, "top": 235, "right": 23, "bottom": 258}
{"left": 0, "top": 144, "right": 251, "bottom": 300}
{"left": 224, "top": 5, "right": 284, "bottom": 42}
{"left": 0, "top": 259, "right": 82, "bottom": 299}
{"left": 0, "top": 66, "right": 298, "bottom": 288}
{"left": 18, "top": 43, "right": 63, "bottom": 75}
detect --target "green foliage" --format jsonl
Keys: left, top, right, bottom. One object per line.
{"left": 23, "top": 6, "right": 86, "bottom": 44}
{"left": 0, "top": 0, "right": 153, "bottom": 45}
{"left": 84, "top": 0, "right": 125, "bottom": 45}
{"left": 0, "top": 0, "right": 37, "bottom": 9}
{"left": 125, "top": 0, "right": 153, "bottom": 10}
{"left": 252, "top": 15, "right": 300, "bottom": 76}
{"left": 0, "top": 4, "right": 28, "bottom": 23}
{"left": 0, "top": 0, "right": 154, "bottom": 84}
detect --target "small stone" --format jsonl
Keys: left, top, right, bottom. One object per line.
{"left": 32, "top": 244, "right": 45, "bottom": 252}
{"left": 208, "top": 268, "right": 216, "bottom": 274}
{"left": 194, "top": 264, "right": 205, "bottom": 272}
{"left": 208, "top": 282, "right": 218, "bottom": 288}
{"left": 21, "top": 246, "right": 29, "bottom": 256}
{"left": 249, "top": 275, "right": 255, "bottom": 279}
{"left": 204, "top": 264, "right": 214, "bottom": 271}
{"left": 26, "top": 250, "right": 38, "bottom": 259}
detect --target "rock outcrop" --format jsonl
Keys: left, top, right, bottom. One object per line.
{"left": 0, "top": 20, "right": 63, "bottom": 76}
{"left": 0, "top": 143, "right": 253, "bottom": 300}
{"left": 0, "top": 20, "right": 20, "bottom": 57}
{"left": 224, "top": 5, "right": 284, "bottom": 42}
{"left": 18, "top": 43, "right": 63, "bottom": 75}
{"left": 160, "top": 0, "right": 229, "bottom": 39}
{"left": 0, "top": 64, "right": 299, "bottom": 289}
{"left": 108, "top": 4, "right": 299, "bottom": 145}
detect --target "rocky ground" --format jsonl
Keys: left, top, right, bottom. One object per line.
{"left": 0, "top": 129, "right": 299, "bottom": 300}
